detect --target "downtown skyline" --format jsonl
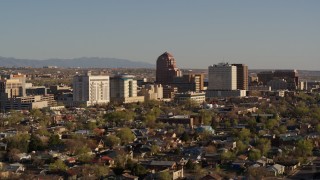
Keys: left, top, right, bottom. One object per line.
{"left": 1, "top": 0, "right": 320, "bottom": 70}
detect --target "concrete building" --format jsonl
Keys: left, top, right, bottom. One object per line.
{"left": 157, "top": 115, "right": 195, "bottom": 129}
{"left": 274, "top": 70, "right": 299, "bottom": 90}
{"left": 73, "top": 71, "right": 110, "bottom": 106}
{"left": 206, "top": 90, "right": 246, "bottom": 98}
{"left": 208, "top": 63, "right": 237, "bottom": 90}
{"left": 110, "top": 74, "right": 144, "bottom": 103}
{"left": 267, "top": 79, "right": 288, "bottom": 90}
{"left": 232, "top": 64, "right": 248, "bottom": 90}
{"left": 138, "top": 84, "right": 163, "bottom": 101}
{"left": 257, "top": 70, "right": 299, "bottom": 90}
{"left": 156, "top": 52, "right": 182, "bottom": 85}
{"left": 0, "top": 73, "right": 26, "bottom": 99}
{"left": 257, "top": 71, "right": 274, "bottom": 85}
{"left": 174, "top": 92, "right": 206, "bottom": 104}
{"left": 163, "top": 85, "right": 178, "bottom": 99}
{"left": 173, "top": 73, "right": 205, "bottom": 93}
{"left": 2, "top": 95, "right": 56, "bottom": 111}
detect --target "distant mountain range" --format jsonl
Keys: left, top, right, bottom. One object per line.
{"left": 0, "top": 56, "right": 155, "bottom": 68}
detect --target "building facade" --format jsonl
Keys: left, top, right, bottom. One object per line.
{"left": 208, "top": 63, "right": 237, "bottom": 90}
{"left": 110, "top": 74, "right": 144, "bottom": 103}
{"left": 73, "top": 71, "right": 110, "bottom": 106}
{"left": 173, "top": 73, "right": 205, "bottom": 93}
{"left": 156, "top": 52, "right": 182, "bottom": 85}
{"left": 232, "top": 64, "right": 248, "bottom": 90}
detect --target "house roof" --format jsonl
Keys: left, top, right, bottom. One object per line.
{"left": 149, "top": 160, "right": 176, "bottom": 166}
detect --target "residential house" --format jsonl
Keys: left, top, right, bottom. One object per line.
{"left": 148, "top": 160, "right": 177, "bottom": 171}
{"left": 267, "top": 164, "right": 285, "bottom": 176}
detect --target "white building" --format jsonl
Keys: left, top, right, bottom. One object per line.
{"left": 208, "top": 63, "right": 237, "bottom": 90}
{"left": 73, "top": 71, "right": 110, "bottom": 106}
{"left": 139, "top": 84, "right": 163, "bottom": 101}
{"left": 110, "top": 75, "right": 144, "bottom": 103}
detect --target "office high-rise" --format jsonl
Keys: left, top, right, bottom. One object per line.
{"left": 156, "top": 52, "right": 182, "bottom": 85}
{"left": 110, "top": 74, "right": 144, "bottom": 103}
{"left": 208, "top": 63, "right": 237, "bottom": 90}
{"left": 232, "top": 64, "right": 248, "bottom": 90}
{"left": 73, "top": 71, "right": 110, "bottom": 106}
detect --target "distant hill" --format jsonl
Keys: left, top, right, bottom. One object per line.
{"left": 0, "top": 56, "right": 155, "bottom": 68}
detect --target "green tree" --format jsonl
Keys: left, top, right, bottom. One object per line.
{"left": 199, "top": 110, "right": 213, "bottom": 125}
{"left": 116, "top": 127, "right": 135, "bottom": 144}
{"left": 132, "top": 164, "right": 147, "bottom": 177}
{"left": 221, "top": 151, "right": 235, "bottom": 162}
{"left": 30, "top": 109, "right": 43, "bottom": 120}
{"left": 296, "top": 139, "right": 313, "bottom": 157}
{"left": 238, "top": 128, "right": 251, "bottom": 141}
{"left": 49, "top": 159, "right": 68, "bottom": 172}
{"left": 316, "top": 124, "right": 320, "bottom": 133}
{"left": 248, "top": 149, "right": 261, "bottom": 161}
{"left": 104, "top": 135, "right": 121, "bottom": 148}
{"left": 157, "top": 171, "right": 172, "bottom": 180}
{"left": 105, "top": 110, "right": 135, "bottom": 126}
{"left": 266, "top": 119, "right": 279, "bottom": 130}
{"left": 5, "top": 110, "right": 24, "bottom": 126}
{"left": 28, "top": 134, "right": 45, "bottom": 152}
{"left": 236, "top": 140, "right": 247, "bottom": 154}
{"left": 48, "top": 134, "right": 63, "bottom": 147}
{"left": 151, "top": 144, "right": 160, "bottom": 155}
{"left": 256, "top": 138, "right": 271, "bottom": 156}
{"left": 6, "top": 133, "right": 30, "bottom": 152}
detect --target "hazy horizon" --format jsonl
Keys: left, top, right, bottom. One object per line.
{"left": 1, "top": 1, "right": 320, "bottom": 70}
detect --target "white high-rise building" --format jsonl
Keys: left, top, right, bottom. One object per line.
{"left": 208, "top": 63, "right": 237, "bottom": 90}
{"left": 73, "top": 71, "right": 110, "bottom": 106}
{"left": 110, "top": 75, "right": 144, "bottom": 103}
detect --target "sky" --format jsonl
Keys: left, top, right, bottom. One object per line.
{"left": 0, "top": 0, "right": 320, "bottom": 70}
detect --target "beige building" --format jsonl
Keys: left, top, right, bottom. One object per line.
{"left": 0, "top": 73, "right": 26, "bottom": 99}
{"left": 174, "top": 92, "right": 205, "bottom": 104}
{"left": 208, "top": 63, "right": 237, "bottom": 90}
{"left": 139, "top": 84, "right": 163, "bottom": 101}
{"left": 110, "top": 75, "right": 144, "bottom": 103}
{"left": 73, "top": 71, "right": 110, "bottom": 106}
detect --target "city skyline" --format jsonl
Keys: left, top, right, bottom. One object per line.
{"left": 1, "top": 1, "right": 320, "bottom": 70}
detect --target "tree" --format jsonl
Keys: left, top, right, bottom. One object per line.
{"left": 238, "top": 128, "right": 251, "bottom": 141}
{"left": 7, "top": 148, "right": 21, "bottom": 162}
{"left": 5, "top": 110, "right": 23, "bottom": 126}
{"left": 6, "top": 133, "right": 30, "bottom": 152}
{"left": 104, "top": 135, "right": 121, "bottom": 148}
{"left": 157, "top": 171, "right": 172, "bottom": 180}
{"left": 316, "top": 124, "right": 320, "bottom": 133}
{"left": 28, "top": 134, "right": 45, "bottom": 152}
{"left": 248, "top": 149, "right": 261, "bottom": 161}
{"left": 151, "top": 144, "right": 160, "bottom": 155}
{"left": 49, "top": 159, "right": 67, "bottom": 172}
{"left": 186, "top": 160, "right": 196, "bottom": 170}
{"left": 236, "top": 140, "right": 247, "bottom": 154}
{"left": 81, "top": 164, "right": 109, "bottom": 179}
{"left": 221, "top": 151, "right": 235, "bottom": 162}
{"left": 132, "top": 164, "right": 147, "bottom": 177}
{"left": 30, "top": 109, "right": 43, "bottom": 120}
{"left": 199, "top": 110, "right": 213, "bottom": 125}
{"left": 116, "top": 127, "right": 135, "bottom": 145}
{"left": 296, "top": 139, "right": 313, "bottom": 157}
{"left": 266, "top": 118, "right": 279, "bottom": 130}
{"left": 48, "top": 134, "right": 63, "bottom": 147}
{"left": 256, "top": 138, "right": 271, "bottom": 156}
{"left": 105, "top": 110, "right": 135, "bottom": 126}
{"left": 180, "top": 132, "right": 190, "bottom": 142}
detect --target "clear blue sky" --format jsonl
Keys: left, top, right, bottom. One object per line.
{"left": 1, "top": 0, "right": 320, "bottom": 70}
